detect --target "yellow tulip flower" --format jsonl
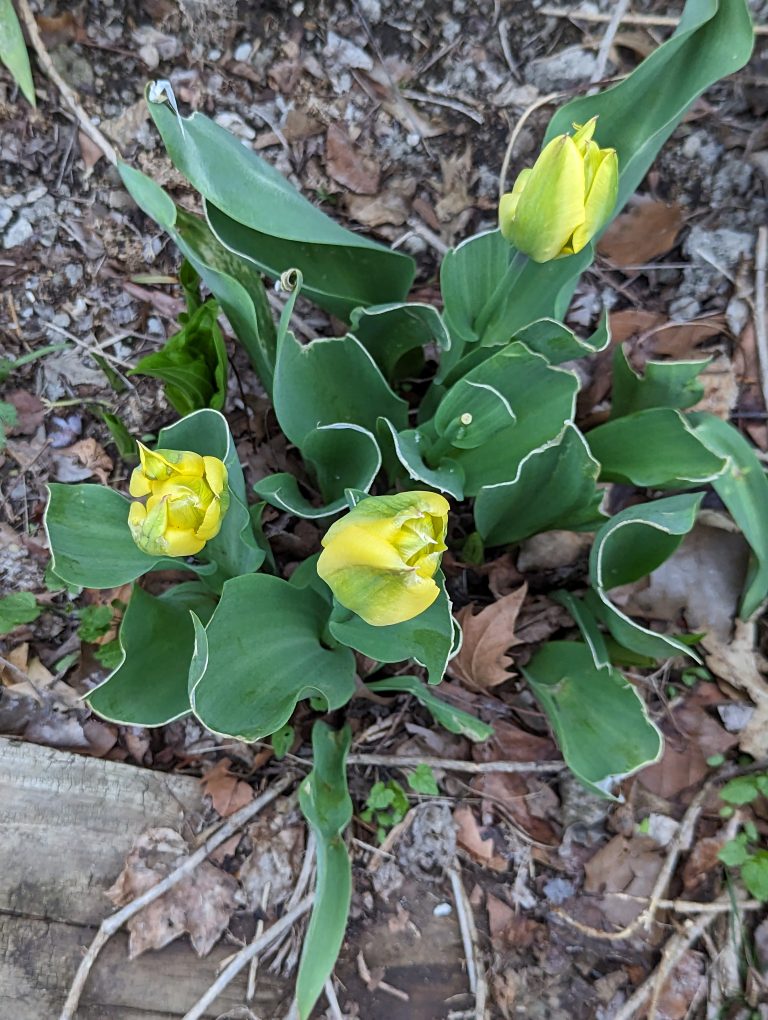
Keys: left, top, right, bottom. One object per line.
{"left": 128, "top": 443, "right": 229, "bottom": 557}
{"left": 499, "top": 117, "right": 618, "bottom": 262}
{"left": 317, "top": 491, "right": 450, "bottom": 627}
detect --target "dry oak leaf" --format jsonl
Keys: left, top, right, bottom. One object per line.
{"left": 325, "top": 123, "right": 381, "bottom": 195}
{"left": 448, "top": 584, "right": 527, "bottom": 691}
{"left": 598, "top": 197, "right": 684, "bottom": 267}
{"left": 703, "top": 618, "right": 768, "bottom": 759}
{"left": 58, "top": 438, "right": 113, "bottom": 484}
{"left": 201, "top": 757, "right": 254, "bottom": 818}
{"left": 107, "top": 827, "right": 240, "bottom": 958}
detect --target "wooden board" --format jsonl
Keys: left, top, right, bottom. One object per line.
{"left": 0, "top": 737, "right": 288, "bottom": 1018}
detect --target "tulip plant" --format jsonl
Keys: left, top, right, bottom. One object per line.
{"left": 44, "top": 1, "right": 759, "bottom": 1013}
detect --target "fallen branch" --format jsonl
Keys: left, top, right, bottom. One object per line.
{"left": 59, "top": 772, "right": 296, "bottom": 1020}
{"left": 16, "top": 0, "right": 119, "bottom": 166}
{"left": 347, "top": 753, "right": 564, "bottom": 774}
{"left": 449, "top": 864, "right": 488, "bottom": 1020}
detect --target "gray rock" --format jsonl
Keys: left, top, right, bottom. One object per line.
{"left": 233, "top": 41, "right": 252, "bottom": 62}
{"left": 685, "top": 225, "right": 753, "bottom": 275}
{"left": 528, "top": 46, "right": 597, "bottom": 91}
{"left": 3, "top": 216, "right": 33, "bottom": 249}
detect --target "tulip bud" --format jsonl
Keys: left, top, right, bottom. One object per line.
{"left": 128, "top": 443, "right": 230, "bottom": 557}
{"left": 499, "top": 116, "right": 618, "bottom": 263}
{"left": 317, "top": 491, "right": 450, "bottom": 627}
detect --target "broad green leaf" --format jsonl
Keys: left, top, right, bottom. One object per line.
{"left": 118, "top": 163, "right": 277, "bottom": 392}
{"left": 545, "top": 0, "right": 754, "bottom": 214}
{"left": 88, "top": 585, "right": 215, "bottom": 726}
{"left": 718, "top": 834, "right": 751, "bottom": 867}
{"left": 377, "top": 418, "right": 466, "bottom": 499}
{"left": 0, "top": 0, "right": 35, "bottom": 106}
{"left": 157, "top": 409, "right": 265, "bottom": 585}
{"left": 522, "top": 641, "right": 663, "bottom": 797}
{"left": 255, "top": 423, "right": 381, "bottom": 518}
{"left": 551, "top": 590, "right": 610, "bottom": 669}
{"left": 475, "top": 424, "right": 605, "bottom": 545}
{"left": 434, "top": 378, "right": 516, "bottom": 450}
{"left": 589, "top": 493, "right": 704, "bottom": 660}
{"left": 131, "top": 299, "right": 228, "bottom": 415}
{"left": 189, "top": 575, "right": 356, "bottom": 741}
{"left": 366, "top": 675, "right": 493, "bottom": 742}
{"left": 586, "top": 408, "right": 726, "bottom": 487}
{"left": 720, "top": 775, "right": 762, "bottom": 805}
{"left": 77, "top": 604, "right": 113, "bottom": 643}
{"left": 296, "top": 722, "right": 353, "bottom": 1020}
{"left": 0, "top": 592, "right": 41, "bottom": 634}
{"left": 328, "top": 572, "right": 455, "bottom": 684}
{"left": 514, "top": 314, "right": 610, "bottom": 366}
{"left": 408, "top": 764, "right": 439, "bottom": 795}
{"left": 691, "top": 414, "right": 768, "bottom": 618}
{"left": 349, "top": 302, "right": 450, "bottom": 381}
{"left": 45, "top": 485, "right": 173, "bottom": 588}
{"left": 146, "top": 99, "right": 415, "bottom": 319}
{"left": 273, "top": 330, "right": 408, "bottom": 447}
{"left": 611, "top": 346, "right": 709, "bottom": 417}
{"left": 389, "top": 343, "right": 578, "bottom": 497}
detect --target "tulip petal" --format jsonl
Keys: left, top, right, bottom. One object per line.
{"left": 196, "top": 496, "right": 224, "bottom": 541}
{"left": 571, "top": 117, "right": 597, "bottom": 156}
{"left": 498, "top": 169, "right": 531, "bottom": 242}
{"left": 572, "top": 148, "right": 618, "bottom": 253}
{"left": 129, "top": 465, "right": 152, "bottom": 498}
{"left": 203, "top": 456, "right": 228, "bottom": 497}
{"left": 162, "top": 527, "right": 207, "bottom": 557}
{"left": 512, "top": 135, "right": 586, "bottom": 263}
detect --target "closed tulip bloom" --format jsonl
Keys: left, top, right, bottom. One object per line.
{"left": 499, "top": 117, "right": 618, "bottom": 263}
{"left": 128, "top": 443, "right": 229, "bottom": 557}
{"left": 317, "top": 491, "right": 450, "bottom": 627}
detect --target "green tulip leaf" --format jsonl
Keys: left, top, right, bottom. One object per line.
{"left": 589, "top": 493, "right": 704, "bottom": 660}
{"left": 377, "top": 419, "right": 465, "bottom": 499}
{"left": 0, "top": 0, "right": 36, "bottom": 106}
{"left": 118, "top": 163, "right": 276, "bottom": 393}
{"left": 475, "top": 424, "right": 605, "bottom": 545}
{"left": 522, "top": 641, "right": 663, "bottom": 797}
{"left": 586, "top": 408, "right": 727, "bottom": 487}
{"left": 349, "top": 302, "right": 451, "bottom": 381}
{"left": 691, "top": 413, "right": 768, "bottom": 618}
{"left": 329, "top": 571, "right": 455, "bottom": 684}
{"left": 611, "top": 345, "right": 709, "bottom": 417}
{"left": 546, "top": 0, "right": 754, "bottom": 215}
{"left": 157, "top": 409, "right": 265, "bottom": 585}
{"left": 550, "top": 590, "right": 610, "bottom": 669}
{"left": 514, "top": 313, "right": 610, "bottom": 366}
{"left": 434, "top": 378, "right": 516, "bottom": 450}
{"left": 255, "top": 423, "right": 382, "bottom": 518}
{"left": 88, "top": 584, "right": 216, "bottom": 726}
{"left": 189, "top": 575, "right": 356, "bottom": 741}
{"left": 296, "top": 722, "right": 353, "bottom": 1020}
{"left": 146, "top": 98, "right": 415, "bottom": 319}
{"left": 0, "top": 592, "right": 41, "bottom": 634}
{"left": 131, "top": 299, "right": 228, "bottom": 416}
{"left": 274, "top": 330, "right": 408, "bottom": 447}
{"left": 366, "top": 675, "right": 493, "bottom": 741}
{"left": 45, "top": 485, "right": 189, "bottom": 588}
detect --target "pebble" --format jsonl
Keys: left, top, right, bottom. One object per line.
{"left": 214, "top": 111, "right": 256, "bottom": 140}
{"left": 3, "top": 216, "right": 33, "bottom": 249}
{"left": 25, "top": 185, "right": 48, "bottom": 204}
{"left": 233, "top": 42, "right": 252, "bottom": 62}
{"left": 325, "top": 31, "right": 374, "bottom": 72}
{"left": 528, "top": 46, "right": 597, "bottom": 91}
{"left": 432, "top": 902, "right": 452, "bottom": 916}
{"left": 718, "top": 703, "right": 755, "bottom": 732}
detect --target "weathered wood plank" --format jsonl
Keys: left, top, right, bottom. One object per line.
{"left": 0, "top": 737, "right": 288, "bottom": 1018}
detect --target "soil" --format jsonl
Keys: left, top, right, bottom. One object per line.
{"left": 2, "top": 1, "right": 768, "bottom": 1018}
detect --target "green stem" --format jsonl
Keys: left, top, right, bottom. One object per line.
{"left": 473, "top": 248, "right": 529, "bottom": 341}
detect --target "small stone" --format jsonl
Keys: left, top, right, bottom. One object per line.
{"left": 325, "top": 31, "right": 373, "bottom": 72}
{"left": 138, "top": 43, "right": 159, "bottom": 69}
{"left": 214, "top": 111, "right": 255, "bottom": 140}
{"left": 0, "top": 202, "right": 13, "bottom": 230}
{"left": 3, "top": 216, "right": 34, "bottom": 249}
{"left": 432, "top": 902, "right": 452, "bottom": 916}
{"left": 543, "top": 877, "right": 576, "bottom": 904}
{"left": 25, "top": 185, "right": 48, "bottom": 204}
{"left": 64, "top": 263, "right": 84, "bottom": 287}
{"left": 726, "top": 295, "right": 750, "bottom": 336}
{"left": 207, "top": 48, "right": 222, "bottom": 61}
{"left": 645, "top": 813, "right": 678, "bottom": 845}
{"left": 718, "top": 703, "right": 755, "bottom": 732}
{"left": 358, "top": 0, "right": 381, "bottom": 18}
{"left": 233, "top": 42, "right": 252, "bottom": 62}
{"left": 528, "top": 46, "right": 597, "bottom": 91}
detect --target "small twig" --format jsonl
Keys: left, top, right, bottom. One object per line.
{"left": 590, "top": 0, "right": 632, "bottom": 83}
{"left": 347, "top": 753, "right": 564, "bottom": 774}
{"left": 246, "top": 880, "right": 271, "bottom": 1001}
{"left": 406, "top": 217, "right": 450, "bottom": 257}
{"left": 357, "top": 951, "right": 410, "bottom": 1002}
{"left": 401, "top": 89, "right": 484, "bottom": 125}
{"left": 539, "top": 4, "right": 768, "bottom": 35}
{"left": 0, "top": 655, "right": 32, "bottom": 686}
{"left": 611, "top": 910, "right": 718, "bottom": 1020}
{"left": 448, "top": 865, "right": 488, "bottom": 1019}
{"left": 59, "top": 773, "right": 296, "bottom": 1020}
{"left": 182, "top": 896, "right": 314, "bottom": 1020}
{"left": 555, "top": 781, "right": 711, "bottom": 942}
{"left": 754, "top": 226, "right": 768, "bottom": 410}
{"left": 15, "top": 0, "right": 119, "bottom": 165}
{"left": 324, "top": 977, "right": 344, "bottom": 1020}
{"left": 603, "top": 892, "right": 763, "bottom": 914}
{"left": 498, "top": 91, "right": 564, "bottom": 198}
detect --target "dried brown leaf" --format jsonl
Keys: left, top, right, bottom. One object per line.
{"left": 453, "top": 805, "right": 506, "bottom": 870}
{"left": 584, "top": 833, "right": 664, "bottom": 930}
{"left": 57, "top": 438, "right": 113, "bottom": 485}
{"left": 325, "top": 123, "right": 381, "bottom": 195}
{"left": 703, "top": 618, "right": 768, "bottom": 758}
{"left": 106, "top": 827, "right": 240, "bottom": 958}
{"left": 239, "top": 803, "right": 304, "bottom": 910}
{"left": 448, "top": 585, "right": 527, "bottom": 691}
{"left": 598, "top": 198, "right": 684, "bottom": 266}
{"left": 201, "top": 757, "right": 254, "bottom": 818}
